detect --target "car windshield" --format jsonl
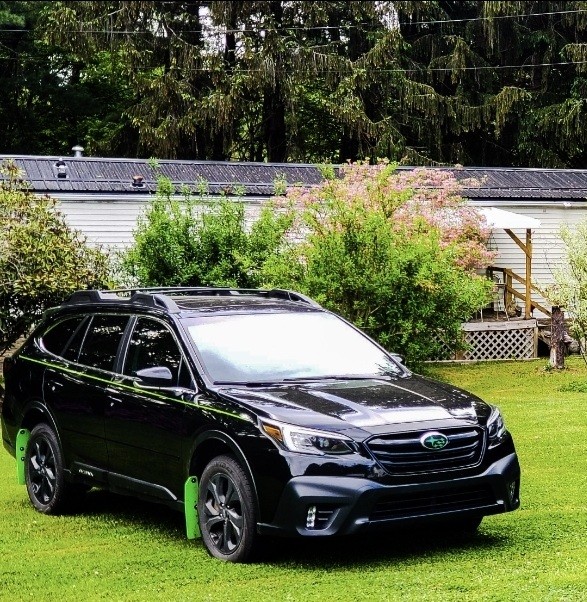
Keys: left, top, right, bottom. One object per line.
{"left": 184, "top": 311, "right": 402, "bottom": 384}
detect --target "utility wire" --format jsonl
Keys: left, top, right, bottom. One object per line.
{"left": 1, "top": 6, "right": 587, "bottom": 35}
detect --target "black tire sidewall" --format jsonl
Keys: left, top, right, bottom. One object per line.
{"left": 198, "top": 455, "right": 257, "bottom": 562}
{"left": 25, "top": 424, "right": 67, "bottom": 514}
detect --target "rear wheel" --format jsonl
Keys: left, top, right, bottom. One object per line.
{"left": 25, "top": 423, "right": 82, "bottom": 514}
{"left": 198, "top": 455, "right": 257, "bottom": 562}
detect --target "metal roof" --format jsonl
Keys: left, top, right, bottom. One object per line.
{"left": 0, "top": 155, "right": 324, "bottom": 196}
{"left": 2, "top": 155, "right": 587, "bottom": 201}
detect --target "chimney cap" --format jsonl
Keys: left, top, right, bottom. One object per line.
{"left": 72, "top": 145, "right": 84, "bottom": 157}
{"left": 132, "top": 174, "right": 145, "bottom": 188}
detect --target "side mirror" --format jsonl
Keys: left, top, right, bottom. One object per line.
{"left": 390, "top": 353, "right": 405, "bottom": 364}
{"left": 135, "top": 366, "right": 174, "bottom": 388}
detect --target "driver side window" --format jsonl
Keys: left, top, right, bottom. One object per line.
{"left": 123, "top": 318, "right": 192, "bottom": 388}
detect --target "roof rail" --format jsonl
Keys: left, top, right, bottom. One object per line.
{"left": 63, "top": 290, "right": 180, "bottom": 312}
{"left": 62, "top": 287, "right": 321, "bottom": 310}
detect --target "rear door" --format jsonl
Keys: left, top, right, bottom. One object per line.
{"left": 43, "top": 313, "right": 130, "bottom": 473}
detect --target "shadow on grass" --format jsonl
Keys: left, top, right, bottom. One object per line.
{"left": 255, "top": 529, "right": 509, "bottom": 569}
{"left": 74, "top": 488, "right": 510, "bottom": 568}
{"left": 76, "top": 488, "right": 186, "bottom": 537}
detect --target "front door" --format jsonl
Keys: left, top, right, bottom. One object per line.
{"left": 104, "top": 317, "right": 194, "bottom": 497}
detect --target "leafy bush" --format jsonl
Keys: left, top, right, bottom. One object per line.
{"left": 0, "top": 161, "right": 111, "bottom": 353}
{"left": 548, "top": 220, "right": 587, "bottom": 365}
{"left": 122, "top": 176, "right": 294, "bottom": 288}
{"left": 263, "top": 163, "right": 493, "bottom": 365}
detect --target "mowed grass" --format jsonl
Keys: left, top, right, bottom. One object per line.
{"left": 1, "top": 359, "right": 586, "bottom": 601}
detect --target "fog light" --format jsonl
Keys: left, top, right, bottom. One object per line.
{"left": 508, "top": 481, "right": 518, "bottom": 505}
{"left": 306, "top": 505, "right": 317, "bottom": 528}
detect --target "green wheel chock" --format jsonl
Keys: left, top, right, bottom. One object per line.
{"left": 184, "top": 476, "right": 200, "bottom": 540}
{"left": 16, "top": 429, "right": 31, "bottom": 485}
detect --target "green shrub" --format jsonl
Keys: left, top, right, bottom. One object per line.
{"left": 122, "top": 176, "right": 294, "bottom": 288}
{"left": 547, "top": 220, "right": 587, "bottom": 366}
{"left": 0, "top": 161, "right": 111, "bottom": 353}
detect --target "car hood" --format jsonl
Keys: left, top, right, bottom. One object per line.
{"left": 217, "top": 374, "right": 491, "bottom": 436}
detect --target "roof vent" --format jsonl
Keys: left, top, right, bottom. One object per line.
{"left": 132, "top": 174, "right": 145, "bottom": 188}
{"left": 72, "top": 145, "right": 84, "bottom": 158}
{"left": 55, "top": 159, "right": 68, "bottom": 179}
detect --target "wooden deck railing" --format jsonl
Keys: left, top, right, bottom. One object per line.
{"left": 488, "top": 266, "right": 551, "bottom": 318}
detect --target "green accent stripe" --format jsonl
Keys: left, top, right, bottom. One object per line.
{"left": 16, "top": 429, "right": 30, "bottom": 485}
{"left": 20, "top": 354, "right": 249, "bottom": 422}
{"left": 184, "top": 476, "right": 201, "bottom": 539}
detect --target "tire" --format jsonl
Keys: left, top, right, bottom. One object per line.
{"left": 198, "top": 455, "right": 257, "bottom": 563}
{"left": 25, "top": 423, "right": 80, "bottom": 514}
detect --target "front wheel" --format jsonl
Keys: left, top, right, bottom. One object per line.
{"left": 198, "top": 455, "right": 257, "bottom": 562}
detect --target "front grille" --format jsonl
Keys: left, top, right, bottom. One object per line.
{"left": 365, "top": 427, "right": 484, "bottom": 475}
{"left": 370, "top": 485, "right": 496, "bottom": 521}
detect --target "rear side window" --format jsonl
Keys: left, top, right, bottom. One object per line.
{"left": 78, "top": 314, "right": 129, "bottom": 372}
{"left": 40, "top": 316, "right": 86, "bottom": 357}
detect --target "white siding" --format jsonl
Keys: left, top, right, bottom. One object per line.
{"left": 55, "top": 195, "right": 587, "bottom": 318}
{"left": 470, "top": 200, "right": 587, "bottom": 317}
{"left": 55, "top": 195, "right": 264, "bottom": 250}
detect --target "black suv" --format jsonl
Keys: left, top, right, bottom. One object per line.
{"left": 1, "top": 288, "right": 520, "bottom": 562}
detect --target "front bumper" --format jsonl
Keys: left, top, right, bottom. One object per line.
{"left": 259, "top": 452, "right": 520, "bottom": 537}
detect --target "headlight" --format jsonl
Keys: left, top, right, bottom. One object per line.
{"left": 260, "top": 419, "right": 356, "bottom": 455}
{"left": 487, "top": 406, "right": 507, "bottom": 444}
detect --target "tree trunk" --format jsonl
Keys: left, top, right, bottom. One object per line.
{"left": 549, "top": 306, "right": 565, "bottom": 369}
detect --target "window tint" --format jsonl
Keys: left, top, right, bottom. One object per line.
{"left": 62, "top": 317, "right": 90, "bottom": 363}
{"left": 77, "top": 314, "right": 129, "bottom": 371}
{"left": 123, "top": 318, "right": 191, "bottom": 388}
{"left": 41, "top": 316, "right": 86, "bottom": 357}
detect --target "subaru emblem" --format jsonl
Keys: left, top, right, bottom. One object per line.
{"left": 420, "top": 432, "right": 449, "bottom": 450}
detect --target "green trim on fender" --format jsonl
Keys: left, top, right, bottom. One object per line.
{"left": 16, "top": 429, "right": 31, "bottom": 485}
{"left": 184, "top": 476, "right": 201, "bottom": 539}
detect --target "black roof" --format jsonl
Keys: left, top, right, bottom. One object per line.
{"left": 3, "top": 154, "right": 587, "bottom": 201}
{"left": 0, "top": 155, "right": 324, "bottom": 196}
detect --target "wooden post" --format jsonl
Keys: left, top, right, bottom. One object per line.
{"left": 525, "top": 229, "right": 532, "bottom": 319}
{"left": 505, "top": 271, "right": 513, "bottom": 310}
{"left": 549, "top": 306, "right": 565, "bottom": 369}
{"left": 504, "top": 228, "right": 534, "bottom": 320}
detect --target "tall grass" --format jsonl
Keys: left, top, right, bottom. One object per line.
{"left": 1, "top": 359, "right": 586, "bottom": 601}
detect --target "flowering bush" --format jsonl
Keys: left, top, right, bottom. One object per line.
{"left": 263, "top": 163, "right": 493, "bottom": 364}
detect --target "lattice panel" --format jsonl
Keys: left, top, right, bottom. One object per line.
{"left": 462, "top": 327, "right": 535, "bottom": 360}
{"left": 428, "top": 321, "right": 537, "bottom": 361}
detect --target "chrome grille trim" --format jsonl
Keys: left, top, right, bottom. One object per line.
{"left": 365, "top": 427, "right": 485, "bottom": 475}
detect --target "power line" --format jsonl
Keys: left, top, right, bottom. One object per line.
{"left": 1, "top": 48, "right": 585, "bottom": 74}
{"left": 1, "top": 7, "right": 586, "bottom": 36}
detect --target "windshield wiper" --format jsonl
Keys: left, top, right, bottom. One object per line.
{"left": 214, "top": 380, "right": 284, "bottom": 387}
{"left": 282, "top": 374, "right": 396, "bottom": 382}
{"left": 214, "top": 374, "right": 399, "bottom": 386}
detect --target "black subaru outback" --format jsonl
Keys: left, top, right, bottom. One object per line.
{"left": 1, "top": 287, "right": 520, "bottom": 562}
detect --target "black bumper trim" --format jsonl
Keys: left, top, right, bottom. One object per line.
{"left": 258, "top": 452, "right": 520, "bottom": 537}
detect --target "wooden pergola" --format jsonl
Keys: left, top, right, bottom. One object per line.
{"left": 478, "top": 207, "right": 546, "bottom": 320}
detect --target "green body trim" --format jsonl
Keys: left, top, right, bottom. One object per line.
{"left": 16, "top": 429, "right": 31, "bottom": 485}
{"left": 184, "top": 476, "right": 201, "bottom": 539}
{"left": 20, "top": 354, "right": 249, "bottom": 422}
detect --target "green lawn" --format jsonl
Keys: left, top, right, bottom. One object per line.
{"left": 1, "top": 359, "right": 586, "bottom": 601}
